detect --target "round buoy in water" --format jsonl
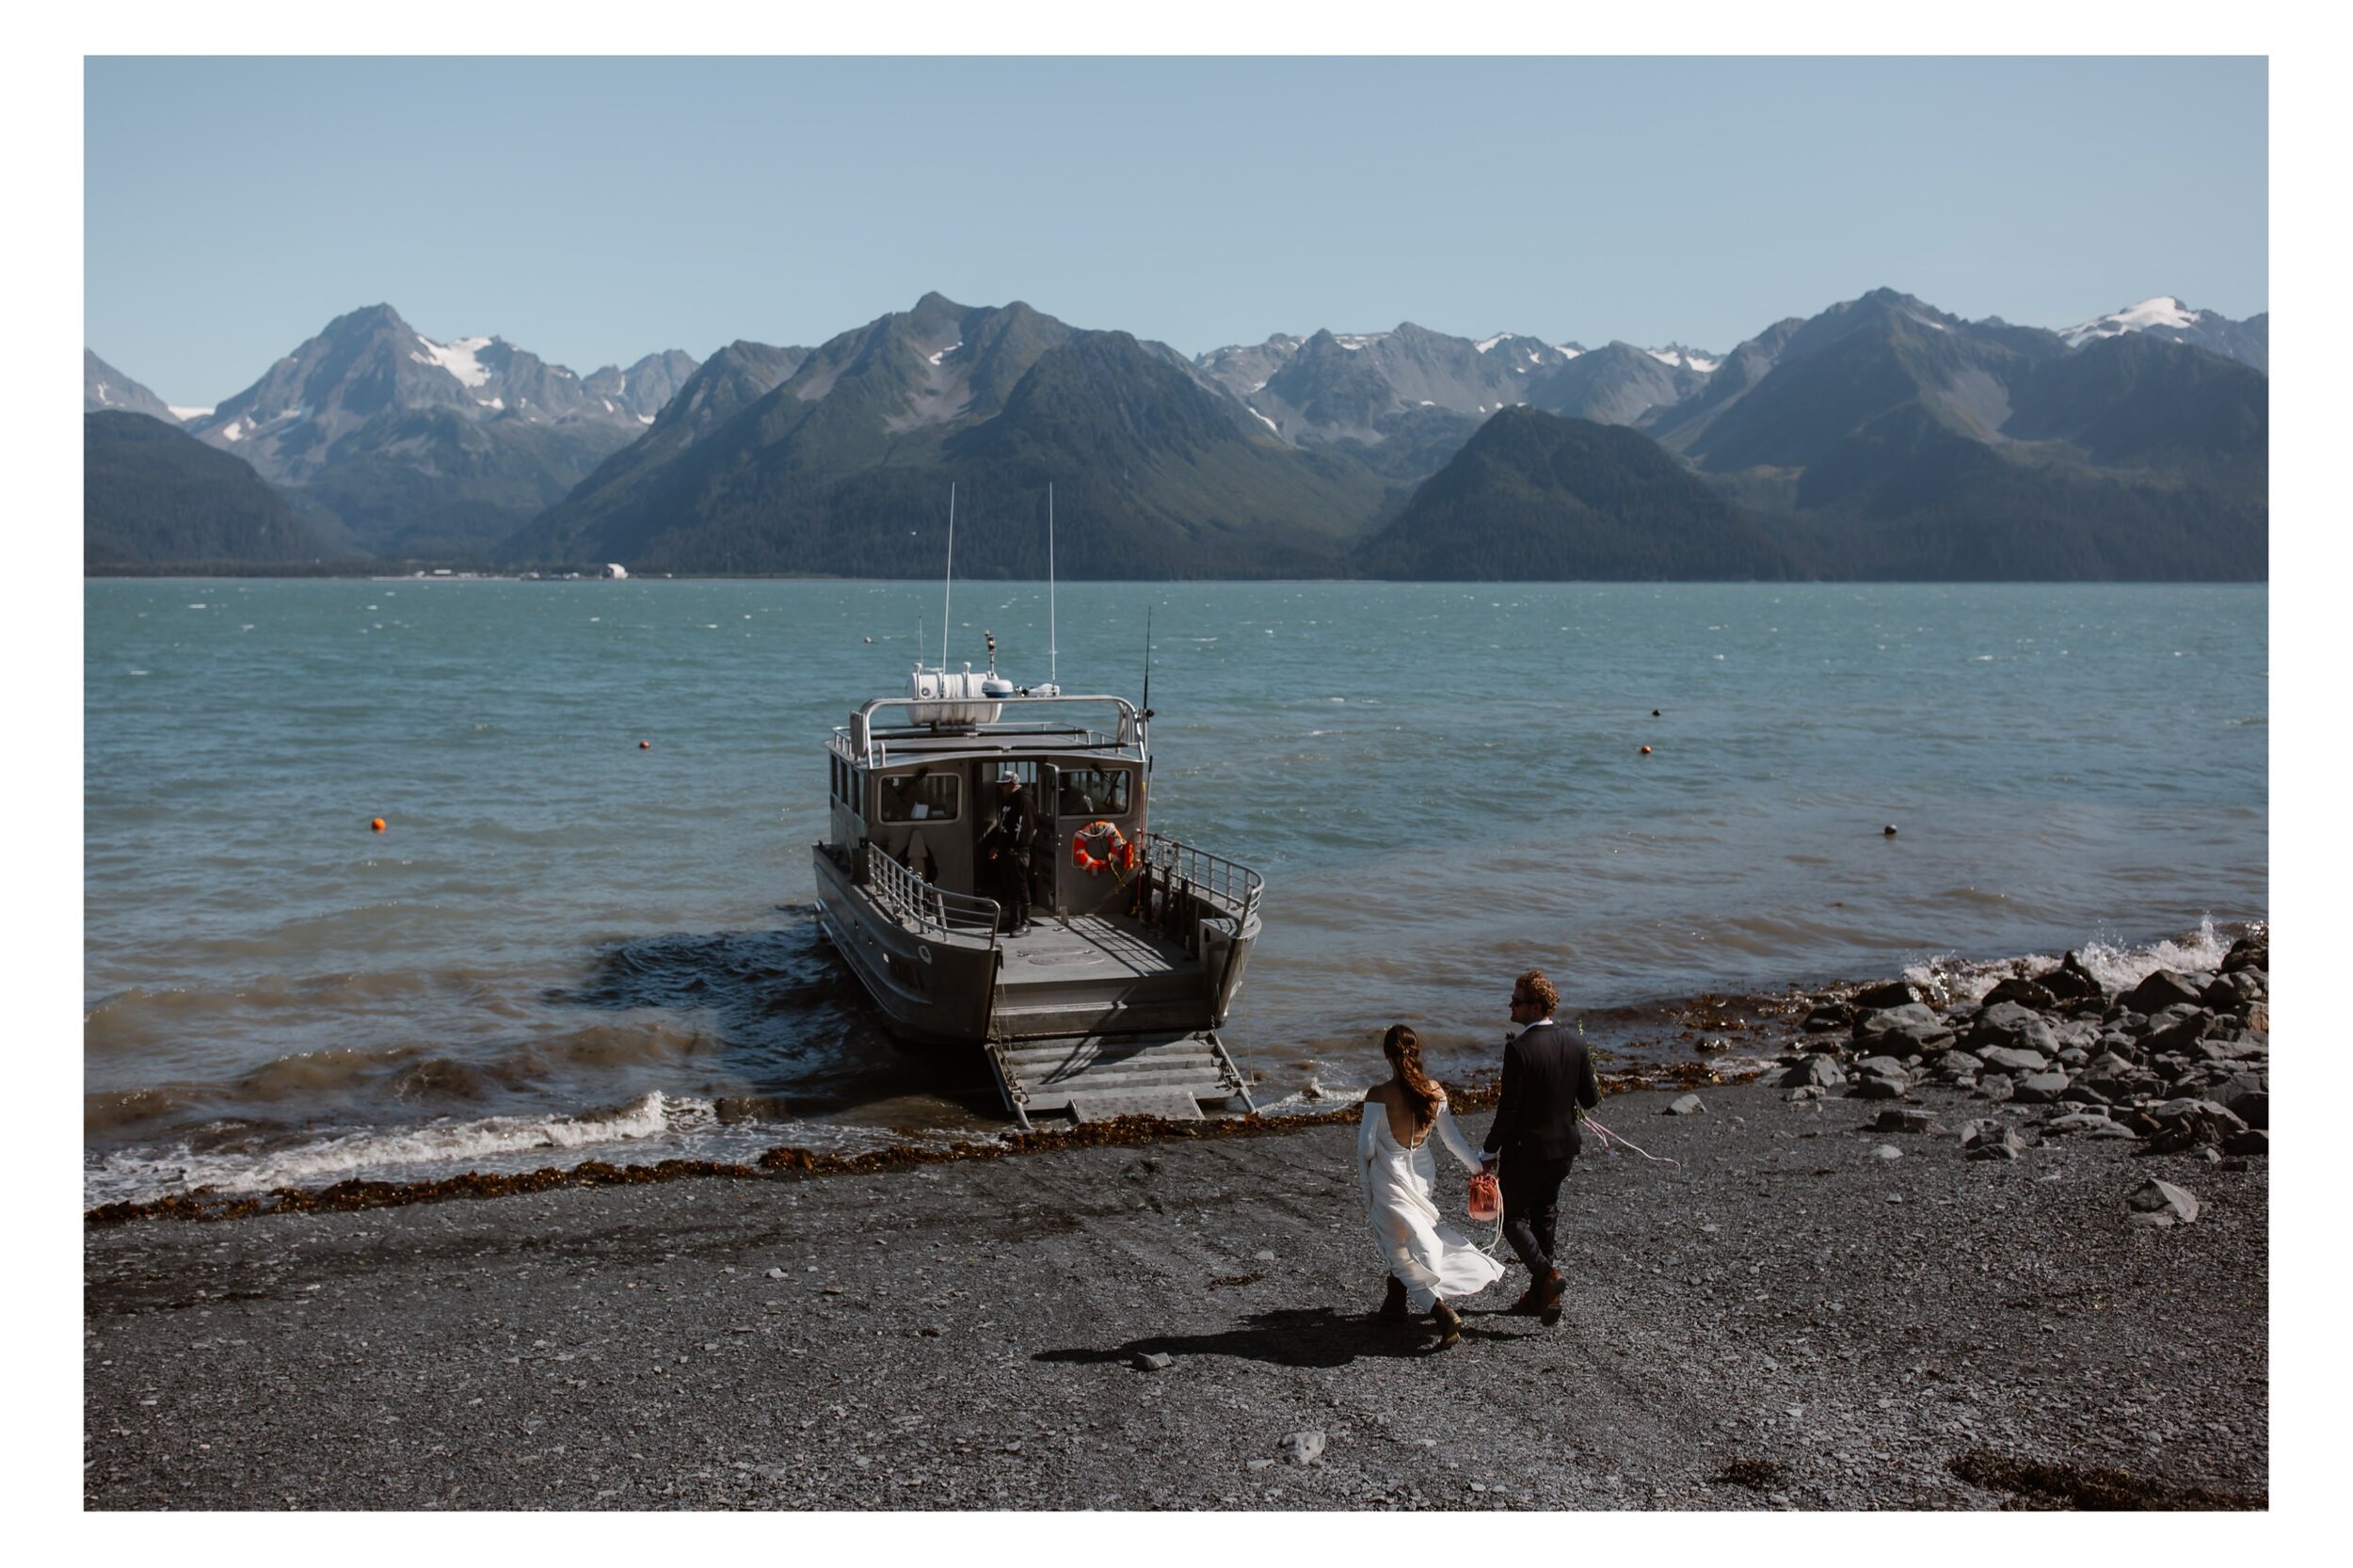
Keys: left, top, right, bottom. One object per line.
{"left": 1640, "top": 745, "right": 1653, "bottom": 755}
{"left": 1883, "top": 824, "right": 1898, "bottom": 836}
{"left": 370, "top": 817, "right": 386, "bottom": 833}
{"left": 639, "top": 740, "right": 651, "bottom": 749}
{"left": 1652, "top": 709, "right": 1661, "bottom": 717}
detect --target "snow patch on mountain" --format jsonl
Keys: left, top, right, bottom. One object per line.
{"left": 412, "top": 333, "right": 494, "bottom": 388}
{"left": 167, "top": 405, "right": 212, "bottom": 422}
{"left": 2059, "top": 296, "right": 2201, "bottom": 348}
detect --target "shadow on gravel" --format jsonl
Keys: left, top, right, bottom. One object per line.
{"left": 1034, "top": 1307, "right": 1443, "bottom": 1368}
{"left": 1950, "top": 1449, "right": 2266, "bottom": 1511}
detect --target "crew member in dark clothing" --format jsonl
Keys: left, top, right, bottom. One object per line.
{"left": 979, "top": 770, "right": 1032, "bottom": 934}
{"left": 1480, "top": 968, "right": 1601, "bottom": 1327}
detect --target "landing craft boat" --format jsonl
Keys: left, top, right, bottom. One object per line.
{"left": 810, "top": 642, "right": 1265, "bottom": 1129}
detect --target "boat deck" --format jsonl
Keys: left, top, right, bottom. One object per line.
{"left": 997, "top": 913, "right": 1196, "bottom": 983}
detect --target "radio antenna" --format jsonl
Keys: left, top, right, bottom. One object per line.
{"left": 1141, "top": 601, "right": 1154, "bottom": 720}
{"left": 1047, "top": 483, "right": 1059, "bottom": 690}
{"left": 939, "top": 484, "right": 956, "bottom": 671}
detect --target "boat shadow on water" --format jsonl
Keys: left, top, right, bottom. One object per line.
{"left": 542, "top": 911, "right": 1006, "bottom": 1124}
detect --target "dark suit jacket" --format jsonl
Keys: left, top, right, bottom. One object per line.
{"left": 1483, "top": 1021, "right": 1601, "bottom": 1163}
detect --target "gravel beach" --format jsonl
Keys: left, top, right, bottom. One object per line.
{"left": 84, "top": 1067, "right": 2267, "bottom": 1512}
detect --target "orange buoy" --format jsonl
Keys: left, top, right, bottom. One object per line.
{"left": 1640, "top": 745, "right": 1653, "bottom": 755}
{"left": 638, "top": 740, "right": 651, "bottom": 749}
{"left": 370, "top": 817, "right": 386, "bottom": 832}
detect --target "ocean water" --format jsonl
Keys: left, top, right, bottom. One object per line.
{"left": 84, "top": 578, "right": 2267, "bottom": 1205}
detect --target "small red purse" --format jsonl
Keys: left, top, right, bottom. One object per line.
{"left": 1466, "top": 1171, "right": 1501, "bottom": 1223}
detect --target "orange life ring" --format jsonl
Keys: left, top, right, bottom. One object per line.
{"left": 1070, "top": 819, "right": 1133, "bottom": 874}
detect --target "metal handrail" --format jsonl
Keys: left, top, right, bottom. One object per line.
{"left": 1136, "top": 832, "right": 1265, "bottom": 926}
{"left": 865, "top": 843, "right": 1001, "bottom": 938}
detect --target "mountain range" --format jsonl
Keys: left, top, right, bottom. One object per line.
{"left": 84, "top": 290, "right": 2267, "bottom": 580}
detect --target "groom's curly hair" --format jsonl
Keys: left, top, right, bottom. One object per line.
{"left": 1515, "top": 969, "right": 1560, "bottom": 1016}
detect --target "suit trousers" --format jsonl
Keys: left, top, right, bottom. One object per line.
{"left": 1499, "top": 1154, "right": 1573, "bottom": 1280}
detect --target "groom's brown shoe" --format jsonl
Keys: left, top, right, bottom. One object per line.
{"left": 1503, "top": 1283, "right": 1546, "bottom": 1316}
{"left": 1538, "top": 1269, "right": 1566, "bottom": 1328}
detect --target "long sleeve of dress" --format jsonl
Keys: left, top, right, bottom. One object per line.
{"left": 1433, "top": 1099, "right": 1482, "bottom": 1173}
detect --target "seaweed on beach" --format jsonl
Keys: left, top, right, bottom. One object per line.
{"left": 1949, "top": 1448, "right": 2266, "bottom": 1511}
{"left": 83, "top": 1064, "right": 1754, "bottom": 1227}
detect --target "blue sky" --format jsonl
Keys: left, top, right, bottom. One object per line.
{"left": 87, "top": 55, "right": 2267, "bottom": 410}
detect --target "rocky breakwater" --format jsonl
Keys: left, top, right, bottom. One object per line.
{"left": 1780, "top": 931, "right": 2269, "bottom": 1185}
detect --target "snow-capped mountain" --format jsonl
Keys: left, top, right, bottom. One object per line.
{"left": 183, "top": 305, "right": 701, "bottom": 555}
{"left": 84, "top": 349, "right": 178, "bottom": 424}
{"left": 1193, "top": 322, "right": 1597, "bottom": 451}
{"left": 2057, "top": 296, "right": 2267, "bottom": 372}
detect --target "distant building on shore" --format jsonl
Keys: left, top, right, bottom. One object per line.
{"left": 601, "top": 563, "right": 629, "bottom": 580}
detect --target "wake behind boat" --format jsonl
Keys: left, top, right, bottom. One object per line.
{"left": 811, "top": 492, "right": 1264, "bottom": 1128}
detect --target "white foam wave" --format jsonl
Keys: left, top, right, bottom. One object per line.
{"left": 100, "top": 1092, "right": 704, "bottom": 1199}
{"left": 1903, "top": 917, "right": 2246, "bottom": 1005}
{"left": 83, "top": 1097, "right": 984, "bottom": 1209}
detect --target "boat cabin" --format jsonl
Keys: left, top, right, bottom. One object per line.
{"left": 826, "top": 687, "right": 1148, "bottom": 920}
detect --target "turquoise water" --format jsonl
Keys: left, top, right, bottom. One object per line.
{"left": 84, "top": 578, "right": 2267, "bottom": 1203}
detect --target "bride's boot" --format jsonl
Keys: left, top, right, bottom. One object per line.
{"left": 1431, "top": 1299, "right": 1464, "bottom": 1350}
{"left": 1376, "top": 1275, "right": 1409, "bottom": 1322}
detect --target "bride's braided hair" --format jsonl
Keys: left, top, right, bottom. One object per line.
{"left": 1383, "top": 1024, "right": 1440, "bottom": 1138}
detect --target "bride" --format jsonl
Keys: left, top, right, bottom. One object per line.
{"left": 1358, "top": 1024, "right": 1505, "bottom": 1347}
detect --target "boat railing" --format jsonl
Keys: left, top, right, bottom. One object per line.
{"left": 864, "top": 842, "right": 1002, "bottom": 938}
{"left": 1135, "top": 832, "right": 1265, "bottom": 927}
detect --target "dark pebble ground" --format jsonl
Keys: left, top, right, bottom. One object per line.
{"left": 84, "top": 1073, "right": 2267, "bottom": 1512}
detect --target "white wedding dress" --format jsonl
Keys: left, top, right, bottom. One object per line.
{"left": 1357, "top": 1095, "right": 1507, "bottom": 1312}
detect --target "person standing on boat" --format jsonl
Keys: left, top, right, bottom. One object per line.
{"left": 1481, "top": 969, "right": 1599, "bottom": 1328}
{"left": 1360, "top": 1025, "right": 1505, "bottom": 1349}
{"left": 979, "top": 770, "right": 1033, "bottom": 934}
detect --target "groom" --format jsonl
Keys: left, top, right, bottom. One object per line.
{"left": 1481, "top": 969, "right": 1600, "bottom": 1328}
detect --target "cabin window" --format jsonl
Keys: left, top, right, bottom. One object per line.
{"left": 830, "top": 757, "right": 842, "bottom": 802}
{"left": 1057, "top": 767, "right": 1133, "bottom": 818}
{"left": 878, "top": 770, "right": 961, "bottom": 824}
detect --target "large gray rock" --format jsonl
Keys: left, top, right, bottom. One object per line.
{"left": 1853, "top": 1002, "right": 1954, "bottom": 1054}
{"left": 2215, "top": 1083, "right": 2268, "bottom": 1129}
{"left": 1781, "top": 1055, "right": 1848, "bottom": 1088}
{"left": 1852, "top": 1055, "right": 1912, "bottom": 1080}
{"left": 2218, "top": 934, "right": 2267, "bottom": 975}
{"left": 1962, "top": 1120, "right": 2025, "bottom": 1160}
{"left": 1983, "top": 976, "right": 2058, "bottom": 1010}
{"left": 2221, "top": 1128, "right": 2268, "bottom": 1157}
{"left": 2143, "top": 1006, "right": 2216, "bottom": 1055}
{"left": 1665, "top": 1095, "right": 1706, "bottom": 1116}
{"left": 2138, "top": 1097, "right": 2249, "bottom": 1154}
{"left": 2010, "top": 1071, "right": 2073, "bottom": 1104}
{"left": 2041, "top": 951, "right": 2106, "bottom": 1002}
{"left": 1978, "top": 1045, "right": 2051, "bottom": 1075}
{"left": 1850, "top": 1077, "right": 1911, "bottom": 1101}
{"left": 1851, "top": 980, "right": 1924, "bottom": 1012}
{"left": 1874, "top": 1108, "right": 1937, "bottom": 1134}
{"left": 2203, "top": 969, "right": 2265, "bottom": 1008}
{"left": 2127, "top": 1179, "right": 2201, "bottom": 1226}
{"left": 1279, "top": 1430, "right": 1326, "bottom": 1465}
{"left": 2041, "top": 1111, "right": 2115, "bottom": 1135}
{"left": 1967, "top": 1002, "right": 2059, "bottom": 1057}
{"left": 1976, "top": 1073, "right": 2016, "bottom": 1104}
{"left": 2121, "top": 968, "right": 2207, "bottom": 1015}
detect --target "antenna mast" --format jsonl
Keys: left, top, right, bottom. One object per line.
{"left": 939, "top": 484, "right": 956, "bottom": 671}
{"left": 1048, "top": 483, "right": 1059, "bottom": 690}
